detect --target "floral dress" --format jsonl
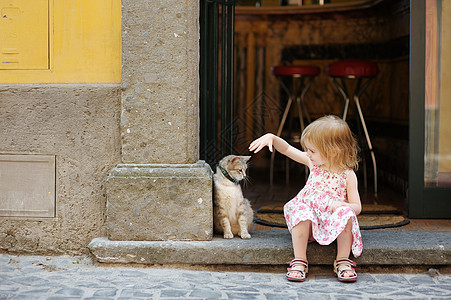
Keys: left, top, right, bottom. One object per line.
{"left": 284, "top": 165, "right": 363, "bottom": 257}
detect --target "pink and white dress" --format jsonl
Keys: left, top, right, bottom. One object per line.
{"left": 284, "top": 165, "right": 363, "bottom": 257}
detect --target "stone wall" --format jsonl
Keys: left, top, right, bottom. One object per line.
{"left": 0, "top": 0, "right": 208, "bottom": 253}
{"left": 0, "top": 85, "right": 121, "bottom": 254}
{"left": 120, "top": 0, "right": 200, "bottom": 164}
{"left": 107, "top": 0, "right": 213, "bottom": 242}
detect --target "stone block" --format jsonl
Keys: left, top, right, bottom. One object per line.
{"left": 106, "top": 161, "right": 213, "bottom": 241}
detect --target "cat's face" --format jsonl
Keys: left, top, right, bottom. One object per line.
{"left": 222, "top": 155, "right": 251, "bottom": 181}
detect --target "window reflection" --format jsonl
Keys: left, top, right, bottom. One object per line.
{"left": 424, "top": 0, "right": 451, "bottom": 187}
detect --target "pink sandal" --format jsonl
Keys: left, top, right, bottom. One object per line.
{"left": 334, "top": 258, "right": 357, "bottom": 282}
{"left": 286, "top": 259, "right": 308, "bottom": 282}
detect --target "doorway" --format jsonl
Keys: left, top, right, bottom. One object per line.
{"left": 233, "top": 0, "right": 409, "bottom": 216}
{"left": 200, "top": 0, "right": 451, "bottom": 219}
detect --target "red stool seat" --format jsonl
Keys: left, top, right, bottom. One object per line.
{"left": 272, "top": 65, "right": 320, "bottom": 77}
{"left": 328, "top": 59, "right": 379, "bottom": 78}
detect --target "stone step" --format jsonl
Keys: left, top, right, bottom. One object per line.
{"left": 88, "top": 230, "right": 450, "bottom": 266}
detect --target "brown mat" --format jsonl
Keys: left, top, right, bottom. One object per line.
{"left": 254, "top": 204, "right": 409, "bottom": 230}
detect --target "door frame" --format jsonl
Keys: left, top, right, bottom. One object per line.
{"left": 409, "top": 0, "right": 451, "bottom": 218}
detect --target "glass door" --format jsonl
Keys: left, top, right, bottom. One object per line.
{"left": 410, "top": 0, "right": 451, "bottom": 218}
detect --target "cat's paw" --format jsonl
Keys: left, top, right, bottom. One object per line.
{"left": 223, "top": 232, "right": 234, "bottom": 239}
{"left": 240, "top": 232, "right": 251, "bottom": 239}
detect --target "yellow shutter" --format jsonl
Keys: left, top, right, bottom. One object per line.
{"left": 0, "top": 0, "right": 49, "bottom": 70}
{"left": 0, "top": 0, "right": 121, "bottom": 83}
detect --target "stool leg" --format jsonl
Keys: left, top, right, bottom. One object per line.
{"left": 270, "top": 96, "right": 293, "bottom": 186}
{"left": 299, "top": 77, "right": 314, "bottom": 124}
{"left": 301, "top": 100, "right": 311, "bottom": 124}
{"left": 298, "top": 77, "right": 315, "bottom": 181}
{"left": 332, "top": 77, "right": 350, "bottom": 120}
{"left": 355, "top": 109, "right": 368, "bottom": 191}
{"left": 354, "top": 78, "right": 368, "bottom": 192}
{"left": 295, "top": 97, "right": 305, "bottom": 132}
{"left": 271, "top": 75, "right": 315, "bottom": 186}
{"left": 354, "top": 94, "right": 378, "bottom": 197}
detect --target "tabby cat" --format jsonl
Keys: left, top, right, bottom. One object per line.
{"left": 213, "top": 155, "right": 253, "bottom": 239}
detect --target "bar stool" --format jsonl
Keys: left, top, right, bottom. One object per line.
{"left": 270, "top": 65, "right": 320, "bottom": 186}
{"left": 327, "top": 59, "right": 379, "bottom": 197}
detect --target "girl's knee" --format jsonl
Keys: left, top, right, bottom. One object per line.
{"left": 292, "top": 220, "right": 312, "bottom": 236}
{"left": 293, "top": 220, "right": 311, "bottom": 229}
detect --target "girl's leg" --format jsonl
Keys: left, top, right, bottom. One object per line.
{"left": 288, "top": 220, "right": 311, "bottom": 278}
{"left": 336, "top": 219, "right": 354, "bottom": 278}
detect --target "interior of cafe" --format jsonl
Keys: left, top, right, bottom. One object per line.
{"left": 230, "top": 0, "right": 411, "bottom": 215}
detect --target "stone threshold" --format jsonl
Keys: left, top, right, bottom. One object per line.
{"left": 88, "top": 230, "right": 450, "bottom": 267}
{"left": 88, "top": 230, "right": 451, "bottom": 266}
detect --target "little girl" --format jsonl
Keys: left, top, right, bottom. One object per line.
{"left": 249, "top": 115, "right": 363, "bottom": 282}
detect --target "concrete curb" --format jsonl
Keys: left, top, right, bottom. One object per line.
{"left": 88, "top": 230, "right": 451, "bottom": 266}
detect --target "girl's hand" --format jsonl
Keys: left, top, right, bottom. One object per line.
{"left": 249, "top": 134, "right": 310, "bottom": 167}
{"left": 249, "top": 133, "right": 275, "bottom": 153}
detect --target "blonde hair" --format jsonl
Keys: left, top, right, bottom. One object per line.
{"left": 301, "top": 115, "right": 359, "bottom": 171}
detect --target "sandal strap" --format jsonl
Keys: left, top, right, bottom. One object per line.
{"left": 289, "top": 258, "right": 308, "bottom": 267}
{"left": 286, "top": 268, "right": 307, "bottom": 281}
{"left": 335, "top": 258, "right": 356, "bottom": 268}
{"left": 288, "top": 258, "right": 308, "bottom": 273}
{"left": 287, "top": 267, "right": 306, "bottom": 274}
{"left": 337, "top": 264, "right": 355, "bottom": 274}
{"left": 334, "top": 258, "right": 357, "bottom": 277}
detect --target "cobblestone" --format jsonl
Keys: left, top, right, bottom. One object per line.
{"left": 0, "top": 254, "right": 450, "bottom": 299}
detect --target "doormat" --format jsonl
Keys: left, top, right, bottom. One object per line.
{"left": 254, "top": 204, "right": 410, "bottom": 230}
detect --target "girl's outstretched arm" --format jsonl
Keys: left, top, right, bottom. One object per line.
{"left": 249, "top": 133, "right": 311, "bottom": 167}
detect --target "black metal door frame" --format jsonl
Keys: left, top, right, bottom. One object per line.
{"left": 200, "top": 0, "right": 235, "bottom": 168}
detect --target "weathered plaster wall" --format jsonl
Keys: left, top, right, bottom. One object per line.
{"left": 0, "top": 85, "right": 121, "bottom": 254}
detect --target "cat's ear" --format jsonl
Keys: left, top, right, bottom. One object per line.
{"left": 241, "top": 156, "right": 251, "bottom": 163}
{"left": 230, "top": 156, "right": 240, "bottom": 164}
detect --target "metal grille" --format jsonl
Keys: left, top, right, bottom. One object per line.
{"left": 200, "top": 0, "right": 235, "bottom": 168}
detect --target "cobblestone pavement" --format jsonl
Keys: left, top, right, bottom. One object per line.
{"left": 0, "top": 254, "right": 450, "bottom": 300}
